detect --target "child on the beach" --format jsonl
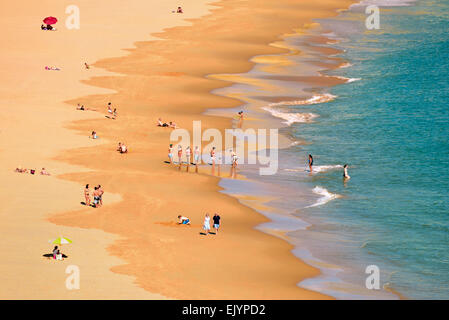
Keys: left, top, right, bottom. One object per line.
{"left": 178, "top": 215, "right": 190, "bottom": 225}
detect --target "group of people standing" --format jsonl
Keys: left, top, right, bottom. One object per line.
{"left": 178, "top": 213, "right": 221, "bottom": 235}
{"left": 168, "top": 144, "right": 238, "bottom": 177}
{"left": 84, "top": 184, "right": 104, "bottom": 208}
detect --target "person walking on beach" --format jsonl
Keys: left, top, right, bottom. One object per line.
{"left": 168, "top": 144, "right": 174, "bottom": 164}
{"left": 230, "top": 149, "right": 238, "bottom": 178}
{"left": 308, "top": 154, "right": 314, "bottom": 173}
{"left": 84, "top": 184, "right": 91, "bottom": 206}
{"left": 177, "top": 145, "right": 183, "bottom": 170}
{"left": 343, "top": 164, "right": 350, "bottom": 180}
{"left": 203, "top": 213, "right": 211, "bottom": 235}
{"left": 210, "top": 147, "right": 216, "bottom": 175}
{"left": 213, "top": 213, "right": 221, "bottom": 234}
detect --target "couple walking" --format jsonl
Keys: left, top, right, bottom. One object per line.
{"left": 202, "top": 213, "right": 220, "bottom": 235}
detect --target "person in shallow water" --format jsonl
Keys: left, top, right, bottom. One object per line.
{"left": 343, "top": 164, "right": 350, "bottom": 180}
{"left": 308, "top": 154, "right": 313, "bottom": 172}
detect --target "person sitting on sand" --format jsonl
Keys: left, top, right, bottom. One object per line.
{"left": 120, "top": 143, "right": 128, "bottom": 154}
{"left": 107, "top": 102, "right": 113, "bottom": 115}
{"left": 158, "top": 118, "right": 169, "bottom": 127}
{"left": 177, "top": 6, "right": 183, "bottom": 13}
{"left": 56, "top": 250, "right": 64, "bottom": 261}
{"left": 117, "top": 142, "right": 122, "bottom": 152}
{"left": 112, "top": 108, "right": 117, "bottom": 119}
{"left": 76, "top": 104, "right": 85, "bottom": 110}
{"left": 178, "top": 215, "right": 190, "bottom": 225}
{"left": 41, "top": 24, "right": 47, "bottom": 30}
{"left": 40, "top": 168, "right": 50, "bottom": 175}
{"left": 91, "top": 131, "right": 98, "bottom": 139}
{"left": 52, "top": 246, "right": 59, "bottom": 259}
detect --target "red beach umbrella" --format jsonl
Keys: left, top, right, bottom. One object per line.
{"left": 43, "top": 16, "right": 58, "bottom": 25}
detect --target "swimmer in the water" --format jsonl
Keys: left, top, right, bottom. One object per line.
{"left": 343, "top": 164, "right": 350, "bottom": 180}
{"left": 308, "top": 154, "right": 313, "bottom": 172}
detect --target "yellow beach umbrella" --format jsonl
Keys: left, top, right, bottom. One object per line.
{"left": 52, "top": 237, "right": 72, "bottom": 245}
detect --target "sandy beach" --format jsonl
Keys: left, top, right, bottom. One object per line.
{"left": 0, "top": 0, "right": 354, "bottom": 299}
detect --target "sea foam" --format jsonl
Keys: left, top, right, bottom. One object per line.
{"left": 305, "top": 186, "right": 341, "bottom": 208}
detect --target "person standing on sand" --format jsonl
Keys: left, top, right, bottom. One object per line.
{"left": 238, "top": 111, "right": 244, "bottom": 128}
{"left": 203, "top": 213, "right": 211, "bottom": 235}
{"left": 177, "top": 145, "right": 183, "bottom": 170}
{"left": 213, "top": 213, "right": 221, "bottom": 234}
{"left": 194, "top": 146, "right": 200, "bottom": 173}
{"left": 186, "top": 146, "right": 191, "bottom": 172}
{"left": 97, "top": 185, "right": 104, "bottom": 207}
{"left": 308, "top": 154, "right": 313, "bottom": 173}
{"left": 84, "top": 184, "right": 91, "bottom": 206}
{"left": 210, "top": 147, "right": 216, "bottom": 175}
{"left": 113, "top": 108, "right": 117, "bottom": 119}
{"left": 107, "top": 103, "right": 113, "bottom": 116}
{"left": 92, "top": 187, "right": 100, "bottom": 208}
{"left": 168, "top": 144, "right": 174, "bottom": 164}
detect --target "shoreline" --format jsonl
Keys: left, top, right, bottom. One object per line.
{"left": 1, "top": 0, "right": 357, "bottom": 299}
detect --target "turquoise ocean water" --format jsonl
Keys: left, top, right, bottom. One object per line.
{"left": 210, "top": 0, "right": 448, "bottom": 299}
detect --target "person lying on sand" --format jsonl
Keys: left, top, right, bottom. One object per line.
{"left": 84, "top": 62, "right": 90, "bottom": 69}
{"left": 76, "top": 104, "right": 85, "bottom": 110}
{"left": 45, "top": 66, "right": 60, "bottom": 71}
{"left": 40, "top": 168, "right": 50, "bottom": 175}
{"left": 169, "top": 121, "right": 178, "bottom": 129}
{"left": 15, "top": 166, "right": 28, "bottom": 173}
{"left": 158, "top": 118, "right": 169, "bottom": 127}
{"left": 178, "top": 215, "right": 190, "bottom": 225}
{"left": 112, "top": 108, "right": 117, "bottom": 119}
{"left": 107, "top": 103, "right": 113, "bottom": 115}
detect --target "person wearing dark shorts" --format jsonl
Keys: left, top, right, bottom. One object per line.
{"left": 213, "top": 213, "right": 221, "bottom": 234}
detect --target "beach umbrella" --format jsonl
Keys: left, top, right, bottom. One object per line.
{"left": 43, "top": 16, "right": 58, "bottom": 25}
{"left": 52, "top": 237, "right": 72, "bottom": 245}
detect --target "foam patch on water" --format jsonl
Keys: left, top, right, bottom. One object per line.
{"left": 305, "top": 186, "right": 341, "bottom": 208}
{"left": 262, "top": 107, "right": 318, "bottom": 125}
{"left": 262, "top": 93, "right": 337, "bottom": 125}
{"left": 285, "top": 164, "right": 343, "bottom": 173}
